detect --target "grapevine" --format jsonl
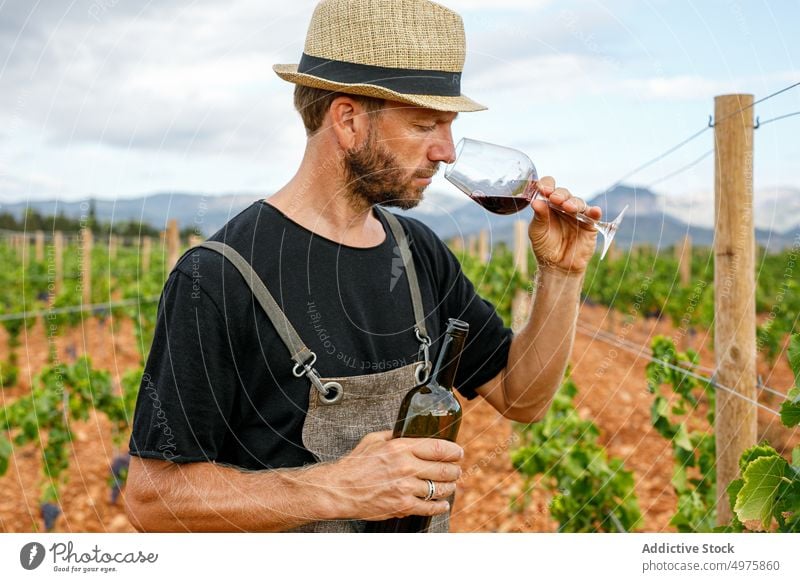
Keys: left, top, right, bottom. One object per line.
{"left": 510, "top": 369, "right": 642, "bottom": 532}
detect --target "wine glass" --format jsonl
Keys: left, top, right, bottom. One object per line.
{"left": 444, "top": 137, "right": 628, "bottom": 260}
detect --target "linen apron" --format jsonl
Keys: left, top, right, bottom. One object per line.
{"left": 196, "top": 206, "right": 455, "bottom": 533}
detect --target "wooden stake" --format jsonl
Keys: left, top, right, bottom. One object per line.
{"left": 81, "top": 228, "right": 93, "bottom": 305}
{"left": 142, "top": 237, "right": 152, "bottom": 274}
{"left": 467, "top": 236, "right": 477, "bottom": 258}
{"left": 21, "top": 233, "right": 29, "bottom": 269}
{"left": 606, "top": 243, "right": 621, "bottom": 262}
{"left": 478, "top": 229, "right": 489, "bottom": 264}
{"left": 676, "top": 234, "right": 692, "bottom": 287}
{"left": 109, "top": 235, "right": 117, "bottom": 261}
{"left": 53, "top": 231, "right": 63, "bottom": 297}
{"left": 167, "top": 219, "right": 179, "bottom": 271}
{"left": 35, "top": 230, "right": 45, "bottom": 262}
{"left": 513, "top": 220, "right": 528, "bottom": 278}
{"left": 713, "top": 93, "right": 757, "bottom": 525}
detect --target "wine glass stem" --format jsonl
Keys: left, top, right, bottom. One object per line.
{"left": 532, "top": 193, "right": 602, "bottom": 229}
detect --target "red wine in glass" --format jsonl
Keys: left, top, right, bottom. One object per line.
{"left": 469, "top": 192, "right": 532, "bottom": 215}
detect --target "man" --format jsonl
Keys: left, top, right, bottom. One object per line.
{"left": 125, "top": 0, "right": 601, "bottom": 533}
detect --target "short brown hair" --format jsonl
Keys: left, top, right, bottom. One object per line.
{"left": 293, "top": 85, "right": 385, "bottom": 136}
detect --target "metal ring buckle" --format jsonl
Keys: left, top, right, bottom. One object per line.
{"left": 414, "top": 327, "right": 432, "bottom": 346}
{"left": 292, "top": 352, "right": 344, "bottom": 405}
{"left": 317, "top": 381, "right": 343, "bottom": 405}
{"left": 415, "top": 360, "right": 431, "bottom": 385}
{"left": 414, "top": 327, "right": 432, "bottom": 384}
{"left": 292, "top": 352, "right": 317, "bottom": 378}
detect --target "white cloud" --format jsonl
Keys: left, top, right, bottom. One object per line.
{"left": 622, "top": 76, "right": 733, "bottom": 101}
{"left": 661, "top": 186, "right": 800, "bottom": 233}
{"left": 0, "top": 0, "right": 312, "bottom": 155}
{"left": 467, "top": 52, "right": 618, "bottom": 98}
{"left": 0, "top": 169, "right": 65, "bottom": 200}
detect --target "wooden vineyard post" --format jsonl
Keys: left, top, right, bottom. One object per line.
{"left": 159, "top": 230, "right": 166, "bottom": 275}
{"left": 676, "top": 234, "right": 693, "bottom": 350}
{"left": 142, "top": 236, "right": 152, "bottom": 274}
{"left": 478, "top": 229, "right": 489, "bottom": 264}
{"left": 467, "top": 235, "right": 477, "bottom": 258}
{"left": 167, "top": 219, "right": 179, "bottom": 271}
{"left": 713, "top": 93, "right": 757, "bottom": 525}
{"left": 676, "top": 234, "right": 692, "bottom": 287}
{"left": 35, "top": 230, "right": 45, "bottom": 262}
{"left": 81, "top": 228, "right": 93, "bottom": 305}
{"left": 53, "top": 231, "right": 64, "bottom": 297}
{"left": 21, "top": 233, "right": 29, "bottom": 269}
{"left": 109, "top": 235, "right": 117, "bottom": 261}
{"left": 450, "top": 236, "right": 464, "bottom": 260}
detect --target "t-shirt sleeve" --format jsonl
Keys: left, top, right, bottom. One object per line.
{"left": 422, "top": 227, "right": 514, "bottom": 401}
{"left": 128, "top": 266, "right": 238, "bottom": 463}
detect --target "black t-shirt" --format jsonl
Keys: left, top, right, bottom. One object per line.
{"left": 128, "top": 200, "right": 513, "bottom": 470}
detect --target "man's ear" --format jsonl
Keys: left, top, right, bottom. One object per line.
{"left": 328, "top": 96, "right": 372, "bottom": 150}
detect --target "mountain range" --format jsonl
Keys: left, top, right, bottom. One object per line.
{"left": 1, "top": 185, "right": 798, "bottom": 251}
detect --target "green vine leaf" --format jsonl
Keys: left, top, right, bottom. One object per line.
{"left": 673, "top": 423, "right": 693, "bottom": 451}
{"left": 738, "top": 443, "right": 781, "bottom": 472}
{"left": 734, "top": 455, "right": 791, "bottom": 530}
{"left": 727, "top": 478, "right": 744, "bottom": 514}
{"left": 789, "top": 334, "right": 800, "bottom": 386}
{"left": 780, "top": 386, "right": 800, "bottom": 428}
{"left": 0, "top": 434, "right": 11, "bottom": 476}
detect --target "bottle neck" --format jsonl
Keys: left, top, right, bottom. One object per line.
{"left": 429, "top": 330, "right": 467, "bottom": 391}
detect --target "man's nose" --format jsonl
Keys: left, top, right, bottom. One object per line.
{"left": 429, "top": 127, "right": 457, "bottom": 164}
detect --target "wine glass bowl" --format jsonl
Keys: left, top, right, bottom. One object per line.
{"left": 444, "top": 137, "right": 628, "bottom": 260}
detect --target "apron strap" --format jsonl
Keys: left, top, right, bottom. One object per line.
{"left": 376, "top": 206, "right": 430, "bottom": 341}
{"left": 376, "top": 206, "right": 432, "bottom": 383}
{"left": 197, "top": 241, "right": 344, "bottom": 403}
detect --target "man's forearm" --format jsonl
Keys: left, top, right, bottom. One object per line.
{"left": 126, "top": 457, "right": 344, "bottom": 532}
{"left": 502, "top": 266, "right": 584, "bottom": 422}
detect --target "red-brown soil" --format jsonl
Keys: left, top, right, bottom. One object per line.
{"left": 1, "top": 305, "right": 797, "bottom": 533}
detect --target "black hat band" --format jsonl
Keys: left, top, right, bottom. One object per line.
{"left": 297, "top": 53, "right": 461, "bottom": 97}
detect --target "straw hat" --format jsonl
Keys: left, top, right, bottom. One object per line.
{"left": 273, "top": 0, "right": 486, "bottom": 112}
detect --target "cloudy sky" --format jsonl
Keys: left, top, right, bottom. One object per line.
{"left": 0, "top": 0, "right": 798, "bottom": 206}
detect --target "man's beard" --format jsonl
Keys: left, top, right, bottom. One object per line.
{"left": 343, "top": 124, "right": 437, "bottom": 211}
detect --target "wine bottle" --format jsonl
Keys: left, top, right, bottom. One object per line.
{"left": 365, "top": 318, "right": 469, "bottom": 533}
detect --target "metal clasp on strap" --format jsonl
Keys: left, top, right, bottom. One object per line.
{"left": 292, "top": 352, "right": 343, "bottom": 405}
{"left": 414, "top": 327, "right": 432, "bottom": 384}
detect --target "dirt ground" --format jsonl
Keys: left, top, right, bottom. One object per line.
{"left": 0, "top": 305, "right": 796, "bottom": 533}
